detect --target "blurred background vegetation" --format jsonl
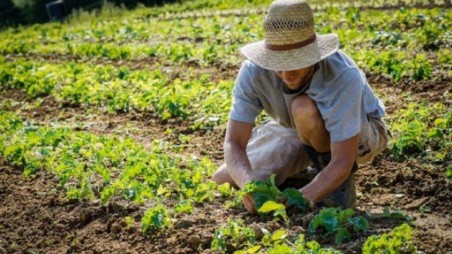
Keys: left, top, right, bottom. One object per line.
{"left": 0, "top": 0, "right": 179, "bottom": 27}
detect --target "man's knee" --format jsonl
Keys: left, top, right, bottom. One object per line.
{"left": 212, "top": 164, "right": 238, "bottom": 188}
{"left": 291, "top": 95, "right": 323, "bottom": 130}
{"left": 212, "top": 164, "right": 226, "bottom": 183}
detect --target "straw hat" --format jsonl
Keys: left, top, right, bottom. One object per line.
{"left": 241, "top": 0, "right": 339, "bottom": 71}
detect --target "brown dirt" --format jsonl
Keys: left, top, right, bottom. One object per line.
{"left": 1, "top": 155, "right": 451, "bottom": 254}
{"left": 1, "top": 59, "right": 451, "bottom": 253}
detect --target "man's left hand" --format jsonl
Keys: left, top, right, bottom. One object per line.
{"left": 242, "top": 193, "right": 257, "bottom": 214}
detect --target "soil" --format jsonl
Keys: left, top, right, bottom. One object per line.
{"left": 1, "top": 56, "right": 451, "bottom": 253}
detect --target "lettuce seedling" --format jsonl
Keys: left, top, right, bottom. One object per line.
{"left": 240, "top": 175, "right": 310, "bottom": 214}
{"left": 309, "top": 207, "right": 368, "bottom": 244}
{"left": 241, "top": 175, "right": 281, "bottom": 210}
{"left": 363, "top": 223, "right": 414, "bottom": 253}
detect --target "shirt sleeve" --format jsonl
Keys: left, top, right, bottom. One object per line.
{"left": 319, "top": 68, "right": 365, "bottom": 142}
{"left": 229, "top": 62, "right": 263, "bottom": 124}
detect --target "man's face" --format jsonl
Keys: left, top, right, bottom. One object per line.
{"left": 275, "top": 66, "right": 315, "bottom": 90}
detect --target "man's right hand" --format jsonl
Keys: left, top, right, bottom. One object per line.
{"left": 242, "top": 193, "right": 257, "bottom": 214}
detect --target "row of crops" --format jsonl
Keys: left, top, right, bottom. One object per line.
{"left": 0, "top": 110, "right": 416, "bottom": 252}
{"left": 0, "top": 57, "right": 232, "bottom": 128}
{"left": 1, "top": 7, "right": 450, "bottom": 81}
{"left": 0, "top": 56, "right": 450, "bottom": 162}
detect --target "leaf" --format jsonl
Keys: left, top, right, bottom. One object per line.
{"left": 246, "top": 245, "right": 261, "bottom": 253}
{"left": 322, "top": 215, "right": 339, "bottom": 234}
{"left": 338, "top": 208, "right": 354, "bottom": 223}
{"left": 157, "top": 185, "right": 167, "bottom": 195}
{"left": 100, "top": 185, "right": 115, "bottom": 204}
{"left": 267, "top": 243, "right": 293, "bottom": 254}
{"left": 335, "top": 227, "right": 351, "bottom": 244}
{"left": 271, "top": 229, "right": 287, "bottom": 241}
{"left": 282, "top": 188, "right": 309, "bottom": 211}
{"left": 253, "top": 192, "right": 277, "bottom": 210}
{"left": 348, "top": 216, "right": 369, "bottom": 233}
{"left": 258, "top": 200, "right": 285, "bottom": 214}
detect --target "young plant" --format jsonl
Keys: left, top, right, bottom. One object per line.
{"left": 241, "top": 175, "right": 310, "bottom": 212}
{"left": 141, "top": 204, "right": 172, "bottom": 233}
{"left": 236, "top": 232, "right": 341, "bottom": 254}
{"left": 309, "top": 207, "right": 369, "bottom": 244}
{"left": 362, "top": 223, "right": 415, "bottom": 253}
{"left": 258, "top": 201, "right": 289, "bottom": 226}
{"left": 211, "top": 220, "right": 256, "bottom": 253}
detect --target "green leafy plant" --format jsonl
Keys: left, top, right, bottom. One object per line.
{"left": 362, "top": 223, "right": 415, "bottom": 253}
{"left": 258, "top": 201, "right": 289, "bottom": 225}
{"left": 390, "top": 102, "right": 451, "bottom": 161}
{"left": 241, "top": 175, "right": 309, "bottom": 213}
{"left": 237, "top": 233, "right": 341, "bottom": 254}
{"left": 211, "top": 220, "right": 256, "bottom": 253}
{"left": 309, "top": 207, "right": 369, "bottom": 244}
{"left": 141, "top": 204, "right": 172, "bottom": 233}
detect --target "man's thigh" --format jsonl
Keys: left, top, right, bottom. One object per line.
{"left": 216, "top": 121, "right": 310, "bottom": 186}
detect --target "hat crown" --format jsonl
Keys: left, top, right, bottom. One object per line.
{"left": 264, "top": 0, "right": 315, "bottom": 46}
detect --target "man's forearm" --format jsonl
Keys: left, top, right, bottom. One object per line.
{"left": 224, "top": 142, "right": 254, "bottom": 189}
{"left": 301, "top": 157, "right": 353, "bottom": 203}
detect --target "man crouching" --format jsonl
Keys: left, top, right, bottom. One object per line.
{"left": 212, "top": 0, "right": 389, "bottom": 213}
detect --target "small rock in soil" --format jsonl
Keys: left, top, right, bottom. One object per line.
{"left": 404, "top": 197, "right": 429, "bottom": 210}
{"left": 108, "top": 202, "right": 125, "bottom": 213}
{"left": 79, "top": 208, "right": 92, "bottom": 224}
{"left": 291, "top": 226, "right": 304, "bottom": 235}
{"left": 175, "top": 219, "right": 194, "bottom": 229}
{"left": 106, "top": 218, "right": 116, "bottom": 231}
{"left": 111, "top": 223, "right": 122, "bottom": 233}
{"left": 188, "top": 235, "right": 201, "bottom": 249}
{"left": 166, "top": 236, "right": 178, "bottom": 245}
{"left": 95, "top": 227, "right": 103, "bottom": 235}
{"left": 249, "top": 223, "right": 264, "bottom": 239}
{"left": 127, "top": 225, "right": 137, "bottom": 234}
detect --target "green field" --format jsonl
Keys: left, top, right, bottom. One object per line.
{"left": 0, "top": 0, "right": 450, "bottom": 253}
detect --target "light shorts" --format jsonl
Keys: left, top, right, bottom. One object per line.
{"left": 243, "top": 116, "right": 389, "bottom": 186}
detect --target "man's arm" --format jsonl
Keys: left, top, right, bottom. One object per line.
{"left": 224, "top": 119, "right": 254, "bottom": 189}
{"left": 300, "top": 135, "right": 358, "bottom": 205}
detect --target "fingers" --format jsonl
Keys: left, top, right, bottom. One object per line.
{"left": 309, "top": 200, "right": 316, "bottom": 210}
{"left": 242, "top": 194, "right": 257, "bottom": 214}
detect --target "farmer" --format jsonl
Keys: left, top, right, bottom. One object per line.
{"left": 212, "top": 0, "right": 389, "bottom": 213}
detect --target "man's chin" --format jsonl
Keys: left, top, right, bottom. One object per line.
{"left": 284, "top": 83, "right": 300, "bottom": 90}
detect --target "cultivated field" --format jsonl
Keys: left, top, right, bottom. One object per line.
{"left": 0, "top": 0, "right": 450, "bottom": 253}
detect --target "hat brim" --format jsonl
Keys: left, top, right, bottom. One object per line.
{"left": 240, "top": 34, "right": 339, "bottom": 71}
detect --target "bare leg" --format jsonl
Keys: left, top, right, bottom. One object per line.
{"left": 290, "top": 95, "right": 330, "bottom": 152}
{"left": 212, "top": 164, "right": 239, "bottom": 188}
{"left": 291, "top": 95, "right": 356, "bottom": 208}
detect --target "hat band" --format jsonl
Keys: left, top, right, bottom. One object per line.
{"left": 265, "top": 34, "right": 316, "bottom": 51}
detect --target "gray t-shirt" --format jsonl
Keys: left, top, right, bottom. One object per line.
{"left": 229, "top": 50, "right": 385, "bottom": 142}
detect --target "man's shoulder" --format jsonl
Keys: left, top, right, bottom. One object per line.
{"left": 237, "top": 60, "right": 275, "bottom": 88}
{"left": 320, "top": 50, "right": 364, "bottom": 84}
{"left": 240, "top": 60, "right": 268, "bottom": 75}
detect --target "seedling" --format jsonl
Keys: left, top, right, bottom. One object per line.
{"left": 309, "top": 207, "right": 369, "bottom": 244}
{"left": 241, "top": 175, "right": 310, "bottom": 213}
{"left": 362, "top": 223, "right": 415, "bottom": 253}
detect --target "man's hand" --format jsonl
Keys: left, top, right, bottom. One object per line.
{"left": 299, "top": 189, "right": 316, "bottom": 210}
{"left": 242, "top": 193, "right": 257, "bottom": 214}
{"left": 300, "top": 135, "right": 358, "bottom": 205}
